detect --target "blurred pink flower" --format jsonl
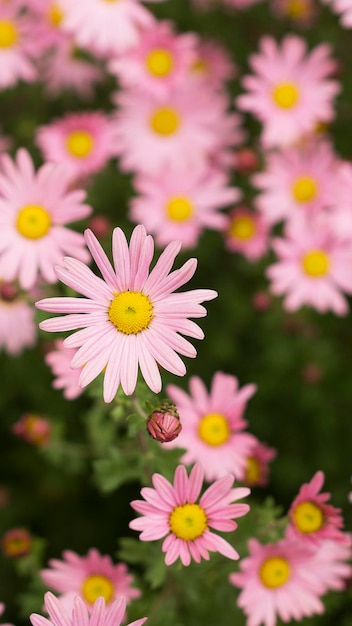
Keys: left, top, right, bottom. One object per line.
{"left": 225, "top": 206, "right": 270, "bottom": 260}
{"left": 0, "top": 4, "right": 37, "bottom": 88}
{"left": 304, "top": 534, "right": 352, "bottom": 592}
{"left": 130, "top": 463, "right": 250, "bottom": 566}
{"left": 0, "top": 602, "right": 13, "bottom": 626}
{"left": 2, "top": 527, "right": 32, "bottom": 558}
{"left": 45, "top": 339, "right": 83, "bottom": 400}
{"left": 243, "top": 440, "right": 277, "bottom": 487}
{"left": 22, "top": 0, "right": 67, "bottom": 53}
{"left": 188, "top": 37, "right": 237, "bottom": 89}
{"left": 323, "top": 0, "right": 352, "bottom": 27}
{"left": 12, "top": 413, "right": 51, "bottom": 446}
{"left": 0, "top": 285, "right": 36, "bottom": 355}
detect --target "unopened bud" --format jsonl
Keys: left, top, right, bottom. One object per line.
{"left": 147, "top": 402, "right": 182, "bottom": 443}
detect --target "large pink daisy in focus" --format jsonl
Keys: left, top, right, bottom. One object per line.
{"left": 36, "top": 225, "right": 217, "bottom": 401}
{"left": 45, "top": 339, "right": 83, "bottom": 400}
{"left": 237, "top": 35, "right": 340, "bottom": 148}
{"left": 40, "top": 548, "right": 141, "bottom": 611}
{"left": 0, "top": 149, "right": 91, "bottom": 290}
{"left": 30, "top": 593, "right": 146, "bottom": 626}
{"left": 0, "top": 4, "right": 37, "bottom": 88}
{"left": 229, "top": 537, "right": 325, "bottom": 626}
{"left": 165, "top": 372, "right": 257, "bottom": 481}
{"left": 129, "top": 463, "right": 250, "bottom": 566}
{"left": 266, "top": 215, "right": 352, "bottom": 314}
{"left": 130, "top": 165, "right": 239, "bottom": 248}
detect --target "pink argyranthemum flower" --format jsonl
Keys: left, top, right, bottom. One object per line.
{"left": 189, "top": 37, "right": 237, "bottom": 90}
{"left": 0, "top": 149, "right": 91, "bottom": 290}
{"left": 165, "top": 372, "right": 257, "bottom": 481}
{"left": 237, "top": 35, "right": 340, "bottom": 148}
{"left": 225, "top": 206, "right": 270, "bottom": 260}
{"left": 45, "top": 339, "right": 83, "bottom": 400}
{"left": 0, "top": 4, "right": 37, "bottom": 88}
{"left": 266, "top": 215, "right": 352, "bottom": 315}
{"left": 30, "top": 593, "right": 146, "bottom": 626}
{"left": 0, "top": 285, "right": 36, "bottom": 355}
{"left": 129, "top": 462, "right": 250, "bottom": 566}
{"left": 22, "top": 0, "right": 67, "bottom": 54}
{"left": 36, "top": 225, "right": 217, "bottom": 401}
{"left": 36, "top": 112, "right": 117, "bottom": 183}
{"left": 229, "top": 537, "right": 325, "bottom": 626}
{"left": 243, "top": 440, "right": 277, "bottom": 487}
{"left": 287, "top": 471, "right": 346, "bottom": 544}
{"left": 12, "top": 413, "right": 51, "bottom": 446}
{"left": 130, "top": 165, "right": 239, "bottom": 248}
{"left": 40, "top": 548, "right": 141, "bottom": 610}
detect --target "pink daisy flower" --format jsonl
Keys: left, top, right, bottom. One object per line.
{"left": 40, "top": 548, "right": 141, "bottom": 610}
{"left": 326, "top": 161, "right": 352, "bottom": 239}
{"left": 189, "top": 37, "right": 237, "bottom": 90}
{"left": 45, "top": 339, "right": 83, "bottom": 400}
{"left": 0, "top": 149, "right": 91, "bottom": 290}
{"left": 113, "top": 84, "right": 236, "bottom": 175}
{"left": 0, "top": 4, "right": 37, "bottom": 88}
{"left": 243, "top": 440, "right": 277, "bottom": 487}
{"left": 165, "top": 372, "right": 257, "bottom": 481}
{"left": 12, "top": 413, "right": 51, "bottom": 446}
{"left": 129, "top": 462, "right": 250, "bottom": 566}
{"left": 287, "top": 470, "right": 346, "bottom": 544}
{"left": 21, "top": 0, "right": 67, "bottom": 54}
{"left": 0, "top": 282, "right": 36, "bottom": 355}
{"left": 36, "top": 225, "right": 217, "bottom": 401}
{"left": 36, "top": 112, "right": 117, "bottom": 184}
{"left": 30, "top": 593, "right": 146, "bottom": 626}
{"left": 225, "top": 206, "right": 270, "bottom": 261}
{"left": 266, "top": 215, "right": 352, "bottom": 314}
{"left": 58, "top": 0, "right": 158, "bottom": 57}
{"left": 252, "top": 138, "right": 340, "bottom": 225}
{"left": 229, "top": 537, "right": 325, "bottom": 626}
{"left": 271, "top": 0, "right": 318, "bottom": 27}
{"left": 237, "top": 35, "right": 340, "bottom": 148}
{"left": 130, "top": 165, "right": 239, "bottom": 248}
{"left": 305, "top": 534, "right": 352, "bottom": 593}
{"left": 109, "top": 21, "right": 197, "bottom": 97}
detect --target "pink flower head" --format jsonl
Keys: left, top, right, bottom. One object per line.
{"left": 252, "top": 138, "right": 340, "bottom": 226}
{"left": 58, "top": 0, "right": 157, "bottom": 57}
{"left": 237, "top": 35, "right": 340, "bottom": 148}
{"left": 109, "top": 21, "right": 197, "bottom": 96}
{"left": 165, "top": 372, "right": 257, "bottom": 481}
{"left": 22, "top": 0, "right": 67, "bottom": 54}
{"left": 243, "top": 440, "right": 277, "bottom": 487}
{"left": 40, "top": 548, "right": 141, "bottom": 610}
{"left": 36, "top": 112, "right": 117, "bottom": 184}
{"left": 130, "top": 165, "right": 239, "bottom": 249}
{"left": 0, "top": 283, "right": 36, "bottom": 355}
{"left": 30, "top": 593, "right": 147, "bottom": 626}
{"left": 12, "top": 413, "right": 51, "bottom": 446}
{"left": 36, "top": 225, "right": 217, "bottom": 401}
{"left": 288, "top": 471, "right": 346, "bottom": 544}
{"left": 225, "top": 206, "right": 270, "bottom": 261}
{"left": 189, "top": 37, "right": 237, "bottom": 90}
{"left": 0, "top": 3, "right": 37, "bottom": 88}
{"left": 229, "top": 537, "right": 326, "bottom": 626}
{"left": 305, "top": 535, "right": 352, "bottom": 593}
{"left": 2, "top": 527, "right": 32, "bottom": 558}
{"left": 271, "top": 0, "right": 318, "bottom": 27}
{"left": 0, "top": 149, "right": 91, "bottom": 290}
{"left": 45, "top": 339, "right": 83, "bottom": 400}
{"left": 323, "top": 0, "right": 352, "bottom": 27}
{"left": 130, "top": 462, "right": 250, "bottom": 566}
{"left": 326, "top": 161, "right": 352, "bottom": 239}
{"left": 266, "top": 214, "right": 352, "bottom": 315}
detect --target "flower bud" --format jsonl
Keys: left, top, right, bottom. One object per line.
{"left": 147, "top": 402, "right": 182, "bottom": 443}
{"left": 1, "top": 528, "right": 32, "bottom": 558}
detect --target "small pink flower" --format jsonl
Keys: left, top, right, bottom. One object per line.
{"left": 305, "top": 534, "right": 352, "bottom": 593}
{"left": 22, "top": 0, "right": 67, "bottom": 53}
{"left": 0, "top": 4, "right": 37, "bottom": 88}
{"left": 1, "top": 528, "right": 32, "bottom": 558}
{"left": 130, "top": 462, "right": 250, "bottom": 566}
{"left": 189, "top": 37, "right": 237, "bottom": 89}
{"left": 146, "top": 402, "right": 182, "bottom": 443}
{"left": 271, "top": 0, "right": 318, "bottom": 26}
{"left": 243, "top": 440, "right": 277, "bottom": 487}
{"left": 225, "top": 206, "right": 270, "bottom": 260}
{"left": 288, "top": 471, "right": 346, "bottom": 544}
{"left": 40, "top": 548, "right": 141, "bottom": 610}
{"left": 45, "top": 339, "right": 83, "bottom": 400}
{"left": 12, "top": 413, "right": 51, "bottom": 446}
{"left": 165, "top": 372, "right": 257, "bottom": 481}
{"left": 0, "top": 286, "right": 36, "bottom": 355}
{"left": 237, "top": 35, "right": 340, "bottom": 148}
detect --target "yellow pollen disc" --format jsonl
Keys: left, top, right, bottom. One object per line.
{"left": 166, "top": 196, "right": 194, "bottom": 222}
{"left": 292, "top": 176, "right": 318, "bottom": 203}
{"left": 292, "top": 500, "right": 324, "bottom": 533}
{"left": 16, "top": 205, "right": 51, "bottom": 240}
{"left": 169, "top": 503, "right": 207, "bottom": 540}
{"left": 48, "top": 3, "right": 64, "bottom": 26}
{"left": 81, "top": 575, "right": 114, "bottom": 605}
{"left": 302, "top": 250, "right": 330, "bottom": 278}
{"left": 286, "top": 0, "right": 309, "bottom": 17}
{"left": 259, "top": 556, "right": 291, "bottom": 589}
{"left": 0, "top": 20, "right": 18, "bottom": 48}
{"left": 198, "top": 412, "right": 230, "bottom": 446}
{"left": 150, "top": 107, "right": 180, "bottom": 136}
{"left": 66, "top": 130, "right": 94, "bottom": 159}
{"left": 229, "top": 215, "right": 256, "bottom": 241}
{"left": 272, "top": 82, "right": 299, "bottom": 109}
{"left": 108, "top": 291, "right": 153, "bottom": 335}
{"left": 146, "top": 48, "right": 174, "bottom": 77}
{"left": 245, "top": 457, "right": 261, "bottom": 484}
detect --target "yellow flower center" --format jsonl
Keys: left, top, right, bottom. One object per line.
{"left": 108, "top": 291, "right": 153, "bottom": 334}
{"left": 272, "top": 82, "right": 299, "bottom": 109}
{"left": 150, "top": 107, "right": 180, "bottom": 136}
{"left": 2, "top": 534, "right": 31, "bottom": 557}
{"left": 166, "top": 196, "right": 194, "bottom": 222}
{"left": 48, "top": 3, "right": 64, "bottom": 26}
{"left": 81, "top": 575, "right": 114, "bottom": 605}
{"left": 229, "top": 215, "right": 256, "bottom": 241}
{"left": 302, "top": 250, "right": 330, "bottom": 278}
{"left": 146, "top": 48, "right": 174, "bottom": 77}
{"left": 292, "top": 176, "right": 318, "bottom": 203}
{"left": 66, "top": 130, "right": 94, "bottom": 159}
{"left": 0, "top": 20, "right": 18, "bottom": 48}
{"left": 286, "top": 0, "right": 310, "bottom": 17}
{"left": 169, "top": 503, "right": 208, "bottom": 540}
{"left": 16, "top": 205, "right": 51, "bottom": 240}
{"left": 259, "top": 556, "right": 291, "bottom": 589}
{"left": 198, "top": 412, "right": 230, "bottom": 446}
{"left": 245, "top": 457, "right": 261, "bottom": 484}
{"left": 292, "top": 501, "right": 324, "bottom": 533}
